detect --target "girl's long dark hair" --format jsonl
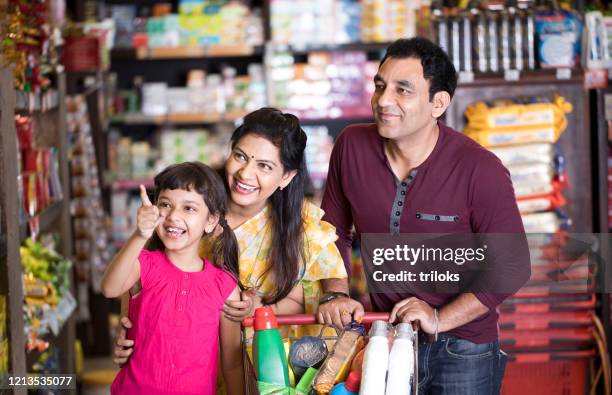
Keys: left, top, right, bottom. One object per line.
{"left": 148, "top": 162, "right": 241, "bottom": 286}
{"left": 230, "top": 107, "right": 307, "bottom": 305}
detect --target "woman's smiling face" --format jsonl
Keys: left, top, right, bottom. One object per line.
{"left": 225, "top": 133, "right": 296, "bottom": 213}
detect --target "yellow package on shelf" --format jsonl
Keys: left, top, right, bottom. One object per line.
{"left": 465, "top": 126, "right": 562, "bottom": 147}
{"left": 465, "top": 95, "right": 572, "bottom": 130}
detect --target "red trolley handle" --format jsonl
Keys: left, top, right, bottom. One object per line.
{"left": 242, "top": 312, "right": 390, "bottom": 328}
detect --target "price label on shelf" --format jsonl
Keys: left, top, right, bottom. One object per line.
{"left": 504, "top": 69, "right": 520, "bottom": 81}
{"left": 458, "top": 71, "right": 475, "bottom": 84}
{"left": 556, "top": 68, "right": 572, "bottom": 80}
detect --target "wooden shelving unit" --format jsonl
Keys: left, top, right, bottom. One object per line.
{"left": 109, "top": 110, "right": 248, "bottom": 126}
{"left": 0, "top": 67, "right": 75, "bottom": 394}
{"left": 111, "top": 43, "right": 261, "bottom": 60}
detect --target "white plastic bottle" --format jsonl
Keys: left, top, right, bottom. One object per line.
{"left": 385, "top": 323, "right": 415, "bottom": 395}
{"left": 359, "top": 320, "right": 390, "bottom": 395}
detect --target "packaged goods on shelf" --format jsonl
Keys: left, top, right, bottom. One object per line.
{"left": 15, "top": 115, "right": 64, "bottom": 219}
{"left": 464, "top": 95, "right": 573, "bottom": 232}
{"left": 66, "top": 96, "right": 111, "bottom": 295}
{"left": 116, "top": 65, "right": 263, "bottom": 119}
{"left": 110, "top": 0, "right": 263, "bottom": 49}
{"left": 0, "top": 0, "right": 62, "bottom": 90}
{"left": 158, "top": 128, "right": 230, "bottom": 170}
{"left": 433, "top": 2, "right": 584, "bottom": 73}
{"left": 20, "top": 236, "right": 75, "bottom": 352}
{"left": 269, "top": 49, "right": 376, "bottom": 119}
{"left": 584, "top": 11, "right": 612, "bottom": 69}
{"left": 361, "top": 0, "right": 420, "bottom": 43}
{"left": 303, "top": 126, "right": 334, "bottom": 190}
{"left": 535, "top": 8, "right": 583, "bottom": 68}
{"left": 464, "top": 95, "right": 572, "bottom": 146}
{"left": 270, "top": 0, "right": 362, "bottom": 46}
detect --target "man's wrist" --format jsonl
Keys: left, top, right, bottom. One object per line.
{"left": 318, "top": 291, "right": 350, "bottom": 305}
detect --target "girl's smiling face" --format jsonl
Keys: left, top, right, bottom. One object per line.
{"left": 225, "top": 133, "right": 296, "bottom": 214}
{"left": 155, "top": 187, "right": 219, "bottom": 252}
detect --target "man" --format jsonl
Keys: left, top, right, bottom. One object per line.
{"left": 320, "top": 37, "right": 530, "bottom": 394}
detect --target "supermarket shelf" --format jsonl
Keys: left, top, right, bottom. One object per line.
{"left": 25, "top": 307, "right": 75, "bottom": 371}
{"left": 457, "top": 68, "right": 584, "bottom": 87}
{"left": 111, "top": 44, "right": 262, "bottom": 60}
{"left": 109, "top": 110, "right": 247, "bottom": 125}
{"left": 15, "top": 89, "right": 60, "bottom": 113}
{"left": 112, "top": 179, "right": 154, "bottom": 191}
{"left": 19, "top": 200, "right": 65, "bottom": 243}
{"left": 282, "top": 41, "right": 392, "bottom": 55}
{"left": 0, "top": 234, "right": 6, "bottom": 260}
{"left": 39, "top": 201, "right": 65, "bottom": 231}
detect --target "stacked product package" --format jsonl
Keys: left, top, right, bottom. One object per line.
{"left": 303, "top": 125, "right": 334, "bottom": 191}
{"left": 465, "top": 95, "right": 572, "bottom": 233}
{"left": 360, "top": 0, "right": 420, "bottom": 43}
{"left": 465, "top": 97, "right": 602, "bottom": 393}
{"left": 268, "top": 49, "right": 377, "bottom": 120}
{"left": 66, "top": 96, "right": 112, "bottom": 317}
{"left": 114, "top": 65, "right": 265, "bottom": 119}
{"left": 432, "top": 1, "right": 583, "bottom": 76}
{"left": 15, "top": 115, "right": 64, "bottom": 227}
{"left": 110, "top": 0, "right": 264, "bottom": 49}
{"left": 20, "top": 236, "right": 74, "bottom": 354}
{"left": 270, "top": 0, "right": 361, "bottom": 46}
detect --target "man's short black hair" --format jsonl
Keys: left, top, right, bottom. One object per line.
{"left": 380, "top": 37, "right": 458, "bottom": 101}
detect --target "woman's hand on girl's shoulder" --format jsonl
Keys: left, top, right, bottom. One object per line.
{"left": 222, "top": 289, "right": 259, "bottom": 322}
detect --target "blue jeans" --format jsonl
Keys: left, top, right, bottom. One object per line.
{"left": 417, "top": 335, "right": 507, "bottom": 395}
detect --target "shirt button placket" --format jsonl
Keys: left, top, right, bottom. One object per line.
{"left": 178, "top": 274, "right": 190, "bottom": 312}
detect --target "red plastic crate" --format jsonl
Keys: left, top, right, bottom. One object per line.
{"left": 501, "top": 359, "right": 589, "bottom": 395}
{"left": 499, "top": 311, "right": 593, "bottom": 330}
{"left": 500, "top": 327, "right": 593, "bottom": 349}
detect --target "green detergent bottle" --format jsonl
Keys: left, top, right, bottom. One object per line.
{"left": 252, "top": 307, "right": 290, "bottom": 386}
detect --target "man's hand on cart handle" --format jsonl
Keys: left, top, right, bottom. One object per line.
{"left": 113, "top": 316, "right": 134, "bottom": 366}
{"left": 389, "top": 297, "right": 437, "bottom": 335}
{"left": 316, "top": 297, "right": 365, "bottom": 329}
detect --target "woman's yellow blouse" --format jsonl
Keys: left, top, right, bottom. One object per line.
{"left": 199, "top": 200, "right": 348, "bottom": 317}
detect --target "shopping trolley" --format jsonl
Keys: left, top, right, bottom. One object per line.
{"left": 241, "top": 313, "right": 418, "bottom": 395}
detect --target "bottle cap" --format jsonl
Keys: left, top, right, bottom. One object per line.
{"left": 345, "top": 371, "right": 361, "bottom": 392}
{"left": 254, "top": 307, "right": 278, "bottom": 330}
{"left": 369, "top": 320, "right": 388, "bottom": 337}
{"left": 395, "top": 323, "right": 415, "bottom": 339}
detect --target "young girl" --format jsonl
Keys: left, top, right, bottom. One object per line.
{"left": 101, "top": 162, "right": 244, "bottom": 395}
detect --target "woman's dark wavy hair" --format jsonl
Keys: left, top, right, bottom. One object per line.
{"left": 380, "top": 37, "right": 458, "bottom": 100}
{"left": 147, "top": 162, "right": 241, "bottom": 287}
{"left": 229, "top": 107, "right": 307, "bottom": 305}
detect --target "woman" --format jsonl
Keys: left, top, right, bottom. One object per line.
{"left": 114, "top": 108, "right": 364, "bottom": 364}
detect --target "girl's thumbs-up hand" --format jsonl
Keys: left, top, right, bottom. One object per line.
{"left": 137, "top": 185, "right": 163, "bottom": 239}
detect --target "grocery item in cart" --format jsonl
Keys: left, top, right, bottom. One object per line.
{"left": 330, "top": 371, "right": 360, "bottom": 395}
{"left": 289, "top": 332, "right": 329, "bottom": 378}
{"left": 360, "top": 320, "right": 390, "bottom": 395}
{"left": 313, "top": 323, "right": 366, "bottom": 394}
{"left": 386, "top": 323, "right": 415, "bottom": 395}
{"left": 252, "top": 307, "right": 290, "bottom": 386}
